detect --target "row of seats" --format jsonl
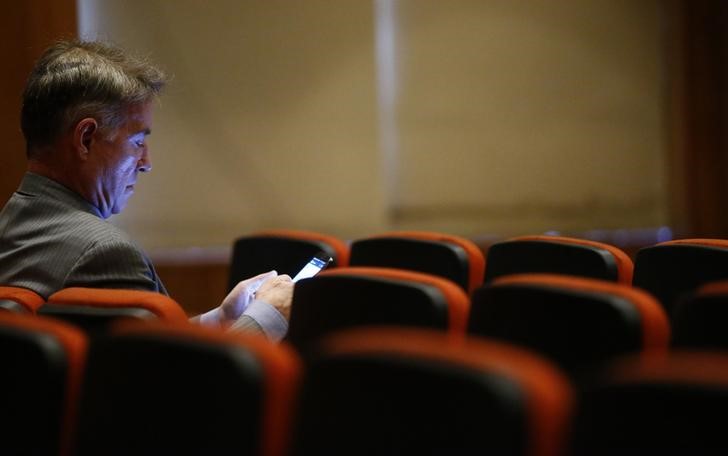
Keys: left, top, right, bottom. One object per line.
{"left": 0, "top": 286, "right": 189, "bottom": 339}
{"left": 228, "top": 229, "right": 484, "bottom": 293}
{"left": 3, "top": 313, "right": 728, "bottom": 455}
{"left": 286, "top": 269, "right": 668, "bottom": 374}
{"left": 285, "top": 266, "right": 728, "bottom": 372}
{"left": 228, "top": 230, "right": 728, "bottom": 314}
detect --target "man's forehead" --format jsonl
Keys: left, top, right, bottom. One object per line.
{"left": 124, "top": 102, "right": 154, "bottom": 133}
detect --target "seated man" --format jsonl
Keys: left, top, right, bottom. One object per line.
{"left": 0, "top": 40, "right": 292, "bottom": 340}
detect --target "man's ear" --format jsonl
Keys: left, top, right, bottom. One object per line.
{"left": 73, "top": 118, "right": 99, "bottom": 161}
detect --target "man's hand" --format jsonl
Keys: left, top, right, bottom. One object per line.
{"left": 254, "top": 273, "right": 294, "bottom": 320}
{"left": 197, "top": 271, "right": 294, "bottom": 329}
{"left": 219, "top": 270, "right": 279, "bottom": 325}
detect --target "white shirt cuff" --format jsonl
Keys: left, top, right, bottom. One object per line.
{"left": 243, "top": 299, "right": 288, "bottom": 342}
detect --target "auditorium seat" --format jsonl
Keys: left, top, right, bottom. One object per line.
{"left": 291, "top": 327, "right": 572, "bottom": 456}
{"left": 571, "top": 352, "right": 728, "bottom": 454}
{"left": 483, "top": 235, "right": 634, "bottom": 284}
{"left": 468, "top": 274, "right": 669, "bottom": 376}
{"left": 348, "top": 231, "right": 485, "bottom": 294}
{"left": 74, "top": 320, "right": 301, "bottom": 456}
{"left": 0, "top": 285, "right": 45, "bottom": 313}
{"left": 0, "top": 312, "right": 87, "bottom": 456}
{"left": 228, "top": 229, "right": 350, "bottom": 291}
{"left": 633, "top": 238, "right": 728, "bottom": 316}
{"left": 286, "top": 266, "right": 470, "bottom": 350}
{"left": 672, "top": 280, "right": 728, "bottom": 349}
{"left": 40, "top": 287, "right": 189, "bottom": 337}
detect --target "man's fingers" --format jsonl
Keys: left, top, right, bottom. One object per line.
{"left": 229, "top": 270, "right": 278, "bottom": 296}
{"left": 258, "top": 274, "right": 294, "bottom": 291}
{"left": 255, "top": 270, "right": 279, "bottom": 281}
{"left": 248, "top": 270, "right": 278, "bottom": 292}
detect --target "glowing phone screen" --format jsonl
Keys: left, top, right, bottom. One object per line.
{"left": 292, "top": 255, "right": 330, "bottom": 282}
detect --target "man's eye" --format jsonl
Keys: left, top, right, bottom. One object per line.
{"left": 135, "top": 140, "right": 145, "bottom": 148}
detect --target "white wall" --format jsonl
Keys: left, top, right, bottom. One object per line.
{"left": 78, "top": 0, "right": 668, "bottom": 248}
{"left": 389, "top": 0, "right": 668, "bottom": 236}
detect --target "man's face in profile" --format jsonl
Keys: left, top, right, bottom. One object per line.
{"left": 87, "top": 102, "right": 154, "bottom": 217}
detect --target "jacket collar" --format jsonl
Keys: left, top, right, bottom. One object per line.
{"left": 18, "top": 172, "right": 103, "bottom": 218}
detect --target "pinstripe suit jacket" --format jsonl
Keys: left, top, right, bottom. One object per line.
{"left": 0, "top": 172, "right": 167, "bottom": 299}
{"left": 0, "top": 173, "right": 266, "bottom": 335}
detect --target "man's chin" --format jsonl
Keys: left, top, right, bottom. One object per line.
{"left": 111, "top": 199, "right": 130, "bottom": 216}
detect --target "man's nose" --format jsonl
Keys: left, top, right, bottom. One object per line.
{"left": 138, "top": 149, "right": 152, "bottom": 173}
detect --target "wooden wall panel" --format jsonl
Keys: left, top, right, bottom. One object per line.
{"left": 668, "top": 0, "right": 728, "bottom": 237}
{"left": 155, "top": 263, "right": 230, "bottom": 317}
{"left": 0, "top": 1, "right": 76, "bottom": 206}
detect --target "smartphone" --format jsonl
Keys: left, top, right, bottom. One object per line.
{"left": 292, "top": 253, "right": 333, "bottom": 283}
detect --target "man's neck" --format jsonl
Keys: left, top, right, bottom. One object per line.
{"left": 28, "top": 159, "right": 72, "bottom": 188}
{"left": 27, "top": 157, "right": 92, "bottom": 209}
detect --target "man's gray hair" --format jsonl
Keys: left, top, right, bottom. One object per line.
{"left": 21, "top": 40, "right": 167, "bottom": 157}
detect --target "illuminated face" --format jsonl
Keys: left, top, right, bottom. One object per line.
{"left": 87, "top": 102, "right": 154, "bottom": 218}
